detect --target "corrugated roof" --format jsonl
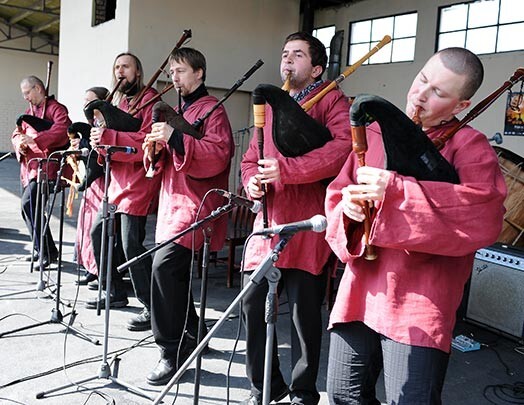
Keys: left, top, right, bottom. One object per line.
{"left": 0, "top": 0, "right": 60, "bottom": 55}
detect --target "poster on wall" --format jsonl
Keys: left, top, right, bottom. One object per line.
{"left": 504, "top": 92, "right": 524, "bottom": 136}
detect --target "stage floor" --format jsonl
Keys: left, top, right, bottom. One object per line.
{"left": 1, "top": 156, "right": 523, "bottom": 404}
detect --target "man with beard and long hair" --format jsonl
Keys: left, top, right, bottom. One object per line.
{"left": 87, "top": 53, "right": 161, "bottom": 332}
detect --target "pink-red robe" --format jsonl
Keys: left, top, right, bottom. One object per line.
{"left": 149, "top": 95, "right": 233, "bottom": 252}
{"left": 76, "top": 177, "right": 104, "bottom": 275}
{"left": 325, "top": 120, "right": 507, "bottom": 352}
{"left": 11, "top": 97, "right": 72, "bottom": 187}
{"left": 241, "top": 82, "right": 352, "bottom": 274}
{"left": 98, "top": 88, "right": 161, "bottom": 216}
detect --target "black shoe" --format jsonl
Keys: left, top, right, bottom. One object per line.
{"left": 184, "top": 329, "right": 210, "bottom": 354}
{"left": 41, "top": 253, "right": 58, "bottom": 268}
{"left": 127, "top": 308, "right": 151, "bottom": 331}
{"left": 75, "top": 272, "right": 97, "bottom": 286}
{"left": 24, "top": 252, "right": 39, "bottom": 262}
{"left": 146, "top": 358, "right": 178, "bottom": 386}
{"left": 84, "top": 292, "right": 128, "bottom": 309}
{"left": 240, "top": 386, "right": 289, "bottom": 405}
{"left": 87, "top": 280, "right": 99, "bottom": 290}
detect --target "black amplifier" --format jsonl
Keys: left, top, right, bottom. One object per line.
{"left": 466, "top": 243, "right": 524, "bottom": 340}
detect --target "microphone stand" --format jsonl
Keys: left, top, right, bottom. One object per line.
{"left": 34, "top": 158, "right": 47, "bottom": 286}
{"left": 36, "top": 150, "right": 154, "bottom": 401}
{"left": 193, "top": 227, "right": 212, "bottom": 405}
{"left": 153, "top": 234, "right": 293, "bottom": 405}
{"left": 1, "top": 158, "right": 51, "bottom": 298}
{"left": 114, "top": 202, "right": 235, "bottom": 403}
{"left": 0, "top": 151, "right": 12, "bottom": 162}
{"left": 0, "top": 156, "right": 99, "bottom": 345}
{"left": 116, "top": 203, "right": 235, "bottom": 273}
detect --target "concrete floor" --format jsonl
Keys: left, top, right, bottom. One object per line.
{"left": 1, "top": 155, "right": 523, "bottom": 405}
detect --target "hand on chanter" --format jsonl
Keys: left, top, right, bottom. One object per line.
{"left": 246, "top": 175, "right": 264, "bottom": 199}
{"left": 341, "top": 166, "right": 391, "bottom": 221}
{"left": 257, "top": 157, "right": 281, "bottom": 184}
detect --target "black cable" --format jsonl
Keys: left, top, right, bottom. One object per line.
{"left": 165, "top": 189, "right": 217, "bottom": 404}
{"left": 0, "top": 396, "right": 29, "bottom": 405}
{"left": 0, "top": 336, "right": 154, "bottom": 390}
{"left": 483, "top": 381, "right": 524, "bottom": 404}
{"left": 226, "top": 231, "right": 256, "bottom": 404}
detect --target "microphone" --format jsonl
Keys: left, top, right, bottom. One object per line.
{"left": 213, "top": 189, "right": 262, "bottom": 214}
{"left": 253, "top": 214, "right": 327, "bottom": 236}
{"left": 55, "top": 148, "right": 90, "bottom": 157}
{"left": 488, "top": 132, "right": 503, "bottom": 144}
{"left": 96, "top": 145, "right": 137, "bottom": 154}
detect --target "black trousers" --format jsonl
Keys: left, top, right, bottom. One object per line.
{"left": 326, "top": 321, "right": 450, "bottom": 405}
{"left": 242, "top": 268, "right": 327, "bottom": 405}
{"left": 90, "top": 210, "right": 151, "bottom": 308}
{"left": 21, "top": 179, "right": 57, "bottom": 258}
{"left": 151, "top": 242, "right": 199, "bottom": 360}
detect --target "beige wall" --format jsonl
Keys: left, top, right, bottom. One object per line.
{"left": 58, "top": 0, "right": 132, "bottom": 122}
{"left": 316, "top": 0, "right": 524, "bottom": 156}
{"left": 58, "top": 0, "right": 299, "bottom": 125}
{"left": 1, "top": 0, "right": 522, "bottom": 158}
{"left": 0, "top": 49, "right": 59, "bottom": 152}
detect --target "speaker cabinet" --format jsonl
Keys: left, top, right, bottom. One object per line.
{"left": 466, "top": 252, "right": 524, "bottom": 340}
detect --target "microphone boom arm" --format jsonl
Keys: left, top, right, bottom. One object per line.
{"left": 193, "top": 59, "right": 264, "bottom": 129}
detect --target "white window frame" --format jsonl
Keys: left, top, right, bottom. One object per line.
{"left": 347, "top": 11, "right": 418, "bottom": 65}
{"left": 437, "top": 0, "right": 524, "bottom": 55}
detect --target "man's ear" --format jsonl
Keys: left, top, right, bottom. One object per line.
{"left": 452, "top": 99, "right": 471, "bottom": 115}
{"left": 311, "top": 65, "right": 323, "bottom": 80}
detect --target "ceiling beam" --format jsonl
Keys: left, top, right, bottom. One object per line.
{"left": 10, "top": 10, "right": 33, "bottom": 24}
{"left": 32, "top": 16, "right": 58, "bottom": 33}
{"left": 0, "top": 15, "right": 58, "bottom": 47}
{"left": 0, "top": 3, "right": 59, "bottom": 17}
{"left": 9, "top": 0, "right": 42, "bottom": 24}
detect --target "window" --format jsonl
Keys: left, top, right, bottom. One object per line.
{"left": 93, "top": 0, "right": 117, "bottom": 27}
{"left": 313, "top": 25, "right": 336, "bottom": 62}
{"left": 348, "top": 12, "right": 417, "bottom": 65}
{"left": 438, "top": 0, "right": 524, "bottom": 54}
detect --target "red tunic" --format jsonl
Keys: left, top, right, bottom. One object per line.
{"left": 325, "top": 120, "right": 507, "bottom": 351}
{"left": 98, "top": 88, "right": 161, "bottom": 216}
{"left": 11, "top": 97, "right": 72, "bottom": 187}
{"left": 76, "top": 177, "right": 104, "bottom": 275}
{"left": 241, "top": 82, "right": 352, "bottom": 274}
{"left": 151, "top": 95, "right": 233, "bottom": 252}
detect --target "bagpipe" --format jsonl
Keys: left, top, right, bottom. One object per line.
{"left": 16, "top": 114, "right": 53, "bottom": 132}
{"left": 251, "top": 35, "right": 391, "bottom": 159}
{"left": 145, "top": 58, "right": 264, "bottom": 177}
{"left": 83, "top": 30, "right": 193, "bottom": 134}
{"left": 15, "top": 61, "right": 56, "bottom": 155}
{"left": 350, "top": 66, "right": 524, "bottom": 260}
{"left": 250, "top": 36, "right": 391, "bottom": 228}
{"left": 66, "top": 122, "right": 102, "bottom": 192}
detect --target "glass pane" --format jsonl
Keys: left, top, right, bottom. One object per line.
{"left": 500, "top": 0, "right": 524, "bottom": 24}
{"left": 351, "top": 21, "right": 371, "bottom": 43}
{"left": 394, "top": 12, "right": 418, "bottom": 38}
{"left": 438, "top": 31, "right": 466, "bottom": 50}
{"left": 439, "top": 4, "right": 468, "bottom": 32}
{"left": 466, "top": 26, "right": 497, "bottom": 54}
{"left": 369, "top": 40, "right": 391, "bottom": 64}
{"left": 392, "top": 37, "right": 415, "bottom": 62}
{"left": 468, "top": 0, "right": 499, "bottom": 28}
{"left": 314, "top": 26, "right": 336, "bottom": 48}
{"left": 497, "top": 22, "right": 524, "bottom": 51}
{"left": 349, "top": 43, "right": 371, "bottom": 65}
{"left": 371, "top": 16, "right": 393, "bottom": 42}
